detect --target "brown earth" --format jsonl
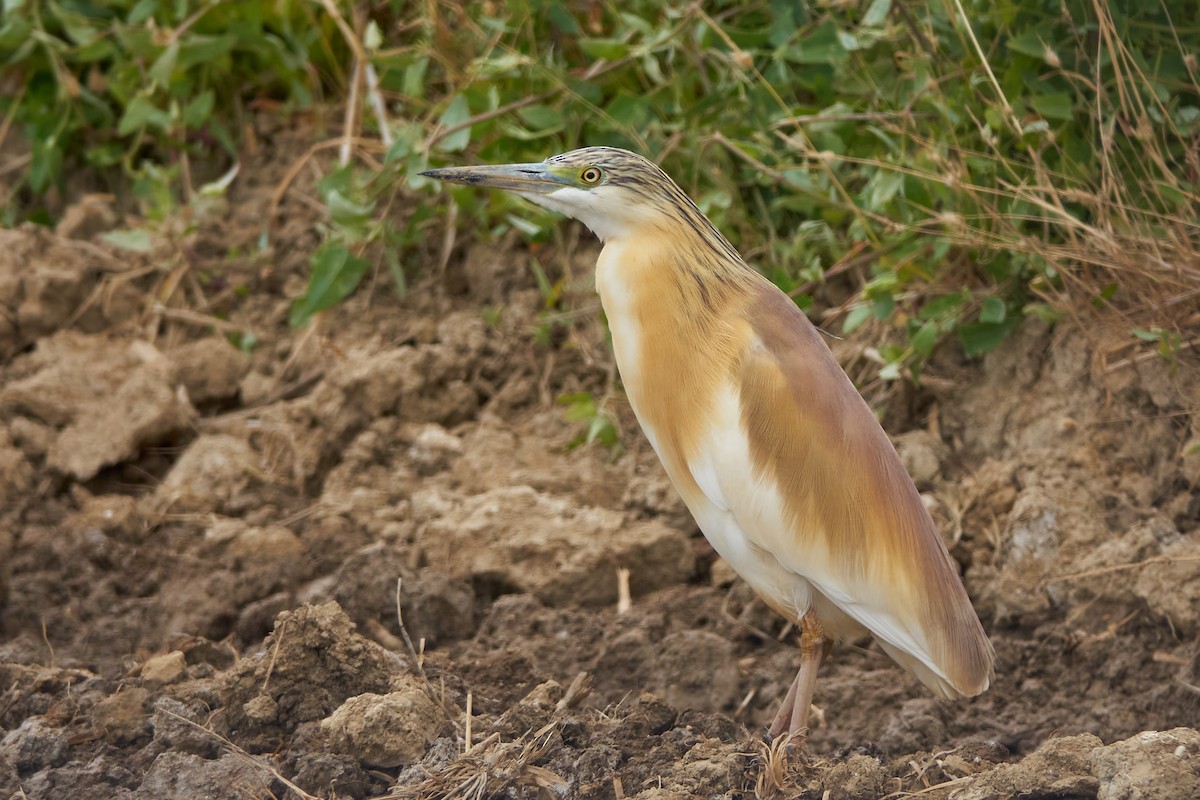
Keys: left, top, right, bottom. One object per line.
{"left": 1, "top": 123, "right": 1199, "bottom": 799}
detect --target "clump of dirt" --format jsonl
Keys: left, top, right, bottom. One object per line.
{"left": 0, "top": 226, "right": 139, "bottom": 359}
{"left": 419, "top": 485, "right": 695, "bottom": 607}
{"left": 1, "top": 133, "right": 1198, "bottom": 799}
{"left": 0, "top": 331, "right": 196, "bottom": 481}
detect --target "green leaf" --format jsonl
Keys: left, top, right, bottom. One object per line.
{"left": 871, "top": 294, "right": 895, "bottom": 320}
{"left": 127, "top": 0, "right": 157, "bottom": 24}
{"left": 864, "top": 272, "right": 899, "bottom": 296}
{"left": 979, "top": 296, "right": 1006, "bottom": 323}
{"left": 55, "top": 7, "right": 102, "bottom": 46}
{"left": 316, "top": 165, "right": 355, "bottom": 199}
{"left": 517, "top": 104, "right": 564, "bottom": 131}
{"left": 0, "top": 17, "right": 33, "bottom": 51}
{"left": 326, "top": 189, "right": 376, "bottom": 228}
{"left": 385, "top": 250, "right": 406, "bottom": 298}
{"left": 547, "top": 3, "right": 582, "bottom": 36}
{"left": 578, "top": 39, "right": 629, "bottom": 60}
{"left": 197, "top": 162, "right": 240, "bottom": 198}
{"left": 29, "top": 136, "right": 62, "bottom": 193}
{"left": 866, "top": 169, "right": 903, "bottom": 209}
{"left": 585, "top": 415, "right": 613, "bottom": 446}
{"left": 118, "top": 95, "right": 171, "bottom": 135}
{"left": 182, "top": 90, "right": 215, "bottom": 127}
{"left": 149, "top": 42, "right": 179, "bottom": 88}
{"left": 768, "top": 0, "right": 800, "bottom": 46}
{"left": 919, "top": 293, "right": 963, "bottom": 321}
{"left": 606, "top": 94, "right": 651, "bottom": 128}
{"left": 435, "top": 94, "right": 471, "bottom": 153}
{"left": 1029, "top": 92, "right": 1074, "bottom": 122}
{"left": 364, "top": 20, "right": 382, "bottom": 51}
{"left": 879, "top": 361, "right": 903, "bottom": 381}
{"left": 958, "top": 318, "right": 1020, "bottom": 357}
{"left": 843, "top": 304, "right": 872, "bottom": 334}
{"left": 176, "top": 34, "right": 236, "bottom": 70}
{"left": 910, "top": 320, "right": 938, "bottom": 357}
{"left": 785, "top": 22, "right": 848, "bottom": 65}
{"left": 289, "top": 242, "right": 371, "bottom": 328}
{"left": 101, "top": 229, "right": 154, "bottom": 252}
{"left": 1006, "top": 30, "right": 1049, "bottom": 59}
{"left": 862, "top": 0, "right": 892, "bottom": 27}
{"left": 1021, "top": 119, "right": 1050, "bottom": 136}
{"left": 402, "top": 57, "right": 429, "bottom": 99}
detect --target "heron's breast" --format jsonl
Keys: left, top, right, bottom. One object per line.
{"left": 595, "top": 240, "right": 719, "bottom": 492}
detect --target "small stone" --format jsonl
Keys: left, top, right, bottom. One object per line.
{"left": 227, "top": 524, "right": 303, "bottom": 561}
{"left": 141, "top": 651, "right": 187, "bottom": 684}
{"left": 894, "top": 430, "right": 945, "bottom": 487}
{"left": 243, "top": 694, "right": 278, "bottom": 724}
{"left": 93, "top": 687, "right": 151, "bottom": 744}
{"left": 239, "top": 371, "right": 276, "bottom": 407}
{"left": 172, "top": 337, "right": 249, "bottom": 405}
{"left": 157, "top": 434, "right": 259, "bottom": 513}
{"left": 407, "top": 424, "right": 463, "bottom": 475}
{"left": 321, "top": 678, "right": 442, "bottom": 767}
{"left": 1001, "top": 488, "right": 1061, "bottom": 568}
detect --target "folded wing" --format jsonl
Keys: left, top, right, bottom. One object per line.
{"left": 698, "top": 279, "right": 993, "bottom": 698}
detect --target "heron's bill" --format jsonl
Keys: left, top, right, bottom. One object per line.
{"left": 420, "top": 163, "right": 565, "bottom": 194}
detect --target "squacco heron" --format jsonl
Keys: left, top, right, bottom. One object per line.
{"left": 422, "top": 147, "right": 994, "bottom": 739}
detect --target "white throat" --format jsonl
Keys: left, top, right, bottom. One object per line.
{"left": 518, "top": 186, "right": 630, "bottom": 242}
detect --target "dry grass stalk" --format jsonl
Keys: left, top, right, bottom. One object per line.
{"left": 260, "top": 619, "right": 286, "bottom": 695}
{"left": 752, "top": 732, "right": 806, "bottom": 799}
{"left": 554, "top": 671, "right": 593, "bottom": 713}
{"left": 385, "top": 726, "right": 566, "bottom": 800}
{"left": 1045, "top": 554, "right": 1200, "bottom": 583}
{"left": 615, "top": 567, "right": 632, "bottom": 614}
{"left": 464, "top": 690, "right": 473, "bottom": 754}
{"left": 395, "top": 578, "right": 440, "bottom": 704}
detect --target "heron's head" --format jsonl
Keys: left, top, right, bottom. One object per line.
{"left": 421, "top": 146, "right": 684, "bottom": 242}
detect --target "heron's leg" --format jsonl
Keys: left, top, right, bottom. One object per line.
{"left": 767, "top": 611, "right": 829, "bottom": 740}
{"left": 767, "top": 668, "right": 802, "bottom": 739}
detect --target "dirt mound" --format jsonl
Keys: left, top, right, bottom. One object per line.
{"left": 1, "top": 170, "right": 1198, "bottom": 798}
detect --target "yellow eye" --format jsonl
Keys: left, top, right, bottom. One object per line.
{"left": 580, "top": 166, "right": 603, "bottom": 184}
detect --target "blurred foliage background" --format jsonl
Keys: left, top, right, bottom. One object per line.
{"left": 1, "top": 0, "right": 1198, "bottom": 379}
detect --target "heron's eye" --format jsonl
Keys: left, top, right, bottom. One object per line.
{"left": 580, "top": 166, "right": 603, "bottom": 185}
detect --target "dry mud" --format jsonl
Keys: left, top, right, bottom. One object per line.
{"left": 2, "top": 130, "right": 1199, "bottom": 799}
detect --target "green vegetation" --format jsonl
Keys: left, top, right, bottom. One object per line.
{"left": 0, "top": 0, "right": 332, "bottom": 210}
{"left": 2, "top": 1, "right": 1197, "bottom": 385}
